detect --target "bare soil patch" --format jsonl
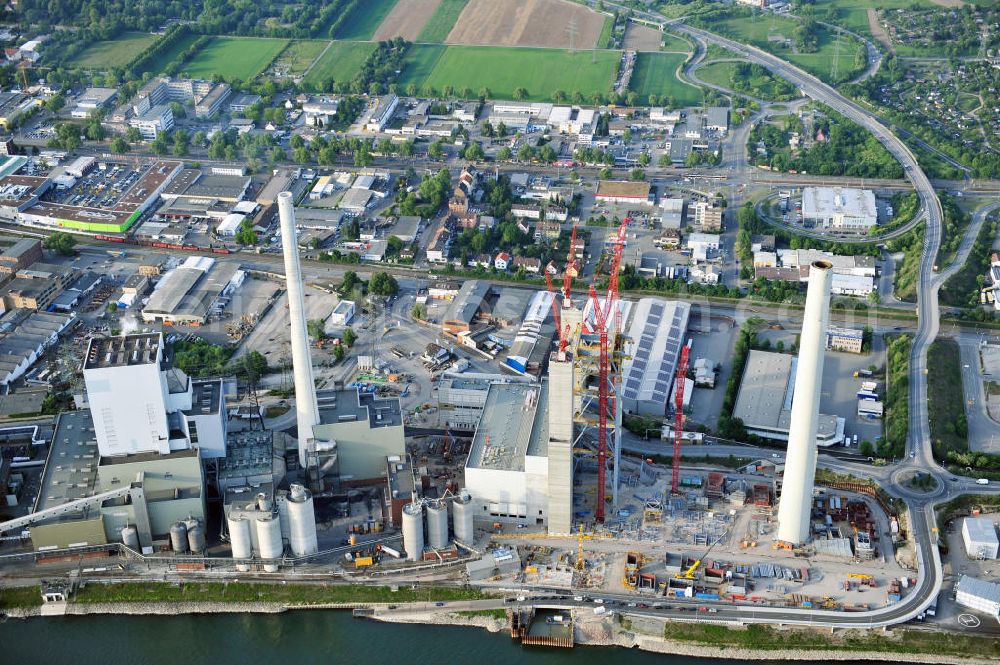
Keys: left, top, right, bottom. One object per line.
{"left": 446, "top": 0, "right": 605, "bottom": 49}
{"left": 867, "top": 8, "right": 894, "bottom": 54}
{"left": 373, "top": 0, "right": 443, "bottom": 41}
{"left": 622, "top": 22, "right": 662, "bottom": 52}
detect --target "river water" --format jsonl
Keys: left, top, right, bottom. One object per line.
{"left": 0, "top": 611, "right": 766, "bottom": 665}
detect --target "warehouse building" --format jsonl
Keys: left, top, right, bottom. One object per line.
{"left": 963, "top": 516, "right": 999, "bottom": 560}
{"left": 0, "top": 236, "right": 41, "bottom": 273}
{"left": 0, "top": 309, "right": 75, "bottom": 385}
{"left": 312, "top": 387, "right": 405, "bottom": 485}
{"left": 955, "top": 575, "right": 1000, "bottom": 618}
{"left": 801, "top": 187, "right": 877, "bottom": 230}
{"left": 505, "top": 290, "right": 555, "bottom": 375}
{"left": 733, "top": 350, "right": 845, "bottom": 446}
{"left": 141, "top": 256, "right": 244, "bottom": 325}
{"left": 441, "top": 280, "right": 491, "bottom": 334}
{"left": 621, "top": 299, "right": 691, "bottom": 416}
{"left": 595, "top": 180, "right": 652, "bottom": 206}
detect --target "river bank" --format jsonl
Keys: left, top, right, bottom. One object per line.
{"left": 3, "top": 597, "right": 996, "bottom": 664}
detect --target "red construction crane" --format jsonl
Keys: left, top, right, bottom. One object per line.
{"left": 671, "top": 344, "right": 691, "bottom": 494}
{"left": 588, "top": 217, "right": 630, "bottom": 523}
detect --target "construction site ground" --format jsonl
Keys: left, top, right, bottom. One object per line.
{"left": 493, "top": 458, "right": 914, "bottom": 613}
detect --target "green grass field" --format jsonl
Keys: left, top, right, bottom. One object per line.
{"left": 334, "top": 0, "right": 400, "bottom": 40}
{"left": 136, "top": 32, "right": 199, "bottom": 75}
{"left": 814, "top": 0, "right": 939, "bottom": 38}
{"left": 273, "top": 40, "right": 329, "bottom": 77}
{"left": 418, "top": 0, "right": 469, "bottom": 43}
{"left": 75, "top": 32, "right": 158, "bottom": 69}
{"left": 629, "top": 52, "right": 702, "bottom": 106}
{"left": 398, "top": 45, "right": 619, "bottom": 102}
{"left": 710, "top": 14, "right": 865, "bottom": 84}
{"left": 302, "top": 41, "right": 377, "bottom": 88}
{"left": 661, "top": 32, "right": 692, "bottom": 53}
{"left": 598, "top": 15, "right": 614, "bottom": 49}
{"left": 181, "top": 37, "right": 289, "bottom": 81}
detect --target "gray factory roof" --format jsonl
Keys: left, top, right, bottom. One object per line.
{"left": 36, "top": 410, "right": 100, "bottom": 514}
{"left": 467, "top": 381, "right": 547, "bottom": 472}
{"left": 317, "top": 388, "right": 403, "bottom": 429}
{"left": 144, "top": 263, "right": 238, "bottom": 320}
{"left": 219, "top": 429, "right": 273, "bottom": 483}
{"left": 161, "top": 169, "right": 250, "bottom": 202}
{"left": 734, "top": 350, "right": 839, "bottom": 438}
{"left": 491, "top": 287, "right": 533, "bottom": 327}
{"left": 622, "top": 299, "right": 691, "bottom": 406}
{"left": 84, "top": 333, "right": 161, "bottom": 370}
{"left": 386, "top": 456, "right": 415, "bottom": 500}
{"left": 185, "top": 379, "right": 222, "bottom": 417}
{"left": 442, "top": 280, "right": 491, "bottom": 327}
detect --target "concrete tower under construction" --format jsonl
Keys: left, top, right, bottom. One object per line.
{"left": 776, "top": 261, "right": 833, "bottom": 545}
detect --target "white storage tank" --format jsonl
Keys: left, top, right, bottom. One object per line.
{"left": 426, "top": 501, "right": 449, "bottom": 549}
{"left": 286, "top": 484, "right": 318, "bottom": 557}
{"left": 227, "top": 515, "right": 253, "bottom": 572}
{"left": 255, "top": 514, "right": 283, "bottom": 572}
{"left": 170, "top": 522, "right": 188, "bottom": 553}
{"left": 452, "top": 493, "right": 474, "bottom": 544}
{"left": 402, "top": 502, "right": 424, "bottom": 562}
{"left": 120, "top": 526, "right": 139, "bottom": 550}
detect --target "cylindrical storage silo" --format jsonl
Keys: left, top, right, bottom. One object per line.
{"left": 276, "top": 492, "right": 292, "bottom": 544}
{"left": 452, "top": 493, "right": 474, "bottom": 544}
{"left": 426, "top": 502, "right": 449, "bottom": 550}
{"left": 186, "top": 519, "right": 206, "bottom": 554}
{"left": 402, "top": 502, "right": 424, "bottom": 562}
{"left": 170, "top": 522, "right": 188, "bottom": 553}
{"left": 227, "top": 515, "right": 253, "bottom": 572}
{"left": 121, "top": 526, "right": 139, "bottom": 550}
{"left": 286, "top": 484, "right": 318, "bottom": 557}
{"left": 255, "top": 514, "right": 283, "bottom": 572}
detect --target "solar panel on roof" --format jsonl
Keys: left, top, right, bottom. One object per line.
{"left": 655, "top": 381, "right": 668, "bottom": 394}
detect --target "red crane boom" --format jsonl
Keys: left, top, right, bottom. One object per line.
{"left": 545, "top": 272, "right": 569, "bottom": 354}
{"left": 671, "top": 344, "right": 691, "bottom": 494}
{"left": 589, "top": 217, "right": 629, "bottom": 523}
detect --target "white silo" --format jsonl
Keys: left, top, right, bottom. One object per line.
{"left": 776, "top": 261, "right": 833, "bottom": 546}
{"left": 256, "top": 514, "right": 283, "bottom": 572}
{"left": 227, "top": 515, "right": 253, "bottom": 572}
{"left": 452, "top": 493, "right": 475, "bottom": 544}
{"left": 120, "top": 526, "right": 139, "bottom": 550}
{"left": 402, "top": 502, "right": 424, "bottom": 562}
{"left": 286, "top": 483, "right": 318, "bottom": 557}
{"left": 426, "top": 501, "right": 449, "bottom": 549}
{"left": 170, "top": 521, "right": 188, "bottom": 553}
{"left": 185, "top": 518, "right": 206, "bottom": 554}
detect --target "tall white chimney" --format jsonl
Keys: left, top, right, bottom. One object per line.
{"left": 278, "top": 192, "right": 320, "bottom": 470}
{"left": 775, "top": 260, "right": 832, "bottom": 546}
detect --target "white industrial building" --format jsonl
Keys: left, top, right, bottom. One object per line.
{"left": 801, "top": 187, "right": 877, "bottom": 230}
{"left": 956, "top": 575, "right": 1000, "bottom": 618}
{"left": 463, "top": 348, "right": 575, "bottom": 534}
{"left": 621, "top": 298, "right": 691, "bottom": 416}
{"left": 82, "top": 333, "right": 227, "bottom": 459}
{"left": 686, "top": 232, "right": 721, "bottom": 262}
{"left": 328, "top": 299, "right": 355, "bottom": 326}
{"left": 962, "top": 516, "right": 1000, "bottom": 560}
{"left": 142, "top": 256, "right": 245, "bottom": 325}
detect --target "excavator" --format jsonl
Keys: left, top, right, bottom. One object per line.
{"left": 675, "top": 537, "right": 721, "bottom": 580}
